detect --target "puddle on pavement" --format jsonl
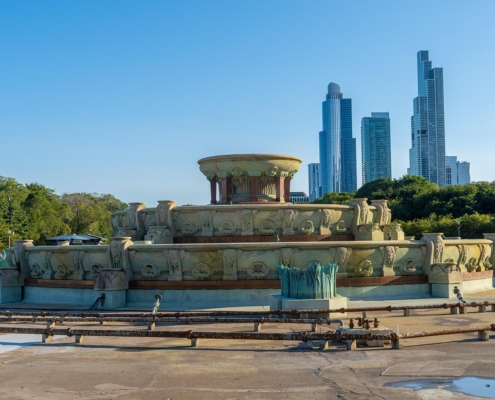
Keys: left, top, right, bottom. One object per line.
{"left": 387, "top": 376, "right": 495, "bottom": 398}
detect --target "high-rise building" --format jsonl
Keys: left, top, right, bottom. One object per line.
{"left": 361, "top": 112, "right": 392, "bottom": 184}
{"left": 457, "top": 162, "right": 470, "bottom": 185}
{"left": 445, "top": 155, "right": 471, "bottom": 185}
{"left": 408, "top": 51, "right": 446, "bottom": 187}
{"left": 308, "top": 163, "right": 320, "bottom": 201}
{"left": 319, "top": 83, "right": 357, "bottom": 195}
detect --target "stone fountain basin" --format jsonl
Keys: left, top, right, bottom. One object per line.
{"left": 198, "top": 154, "right": 302, "bottom": 178}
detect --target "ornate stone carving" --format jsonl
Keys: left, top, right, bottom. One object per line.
{"left": 205, "top": 171, "right": 216, "bottom": 181}
{"left": 164, "top": 249, "right": 185, "bottom": 281}
{"left": 95, "top": 269, "right": 127, "bottom": 290}
{"left": 30, "top": 263, "right": 42, "bottom": 279}
{"left": 218, "top": 249, "right": 240, "bottom": 280}
{"left": 266, "top": 166, "right": 278, "bottom": 177}
{"left": 401, "top": 259, "right": 417, "bottom": 275}
{"left": 246, "top": 262, "right": 268, "bottom": 279}
{"left": 371, "top": 200, "right": 391, "bottom": 226}
{"left": 70, "top": 250, "right": 85, "bottom": 280}
{"left": 181, "top": 222, "right": 195, "bottom": 236}
{"left": 41, "top": 251, "right": 53, "bottom": 279}
{"left": 128, "top": 250, "right": 136, "bottom": 262}
{"left": 350, "top": 198, "right": 370, "bottom": 227}
{"left": 192, "top": 263, "right": 211, "bottom": 280}
{"left": 300, "top": 220, "right": 314, "bottom": 235}
{"left": 282, "top": 209, "right": 298, "bottom": 235}
{"left": 335, "top": 220, "right": 347, "bottom": 234}
{"left": 200, "top": 210, "right": 214, "bottom": 237}
{"left": 141, "top": 264, "right": 159, "bottom": 280}
{"left": 466, "top": 257, "right": 478, "bottom": 273}
{"left": 91, "top": 264, "right": 102, "bottom": 280}
{"left": 283, "top": 209, "right": 298, "bottom": 227}
{"left": 318, "top": 209, "right": 334, "bottom": 234}
{"left": 109, "top": 240, "right": 124, "bottom": 269}
{"left": 55, "top": 264, "right": 69, "bottom": 280}
{"left": 231, "top": 167, "right": 244, "bottom": 177}
{"left": 278, "top": 248, "right": 298, "bottom": 268}
{"left": 247, "top": 170, "right": 261, "bottom": 177}
{"left": 380, "top": 246, "right": 399, "bottom": 277}
{"left": 479, "top": 244, "right": 491, "bottom": 270}
{"left": 219, "top": 221, "right": 235, "bottom": 236}
{"left": 260, "top": 220, "right": 276, "bottom": 236}
{"left": 355, "top": 259, "right": 373, "bottom": 277}
{"left": 457, "top": 244, "right": 468, "bottom": 270}
{"left": 334, "top": 247, "right": 352, "bottom": 272}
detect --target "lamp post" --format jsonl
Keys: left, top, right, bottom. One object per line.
{"left": 457, "top": 220, "right": 461, "bottom": 238}
{"left": 7, "top": 197, "right": 13, "bottom": 248}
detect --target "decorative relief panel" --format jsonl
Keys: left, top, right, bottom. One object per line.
{"left": 246, "top": 262, "right": 268, "bottom": 280}
{"left": 260, "top": 220, "right": 276, "bottom": 236}
{"left": 355, "top": 259, "right": 373, "bottom": 277}
{"left": 282, "top": 209, "right": 298, "bottom": 235}
{"left": 318, "top": 209, "right": 334, "bottom": 235}
{"left": 300, "top": 220, "right": 314, "bottom": 235}
{"left": 219, "top": 221, "right": 235, "bottom": 236}
{"left": 70, "top": 250, "right": 85, "bottom": 280}
{"left": 275, "top": 248, "right": 298, "bottom": 268}
{"left": 192, "top": 263, "right": 211, "bottom": 280}
{"left": 164, "top": 249, "right": 185, "bottom": 281}
{"left": 218, "top": 249, "right": 241, "bottom": 280}
{"left": 181, "top": 222, "right": 196, "bottom": 236}
{"left": 141, "top": 263, "right": 159, "bottom": 280}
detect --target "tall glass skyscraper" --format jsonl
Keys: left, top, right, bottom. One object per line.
{"left": 408, "top": 51, "right": 446, "bottom": 187}
{"left": 361, "top": 112, "right": 392, "bottom": 184}
{"left": 308, "top": 163, "right": 320, "bottom": 201}
{"left": 319, "top": 83, "right": 357, "bottom": 195}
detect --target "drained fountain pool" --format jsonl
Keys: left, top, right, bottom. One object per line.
{"left": 388, "top": 376, "right": 495, "bottom": 398}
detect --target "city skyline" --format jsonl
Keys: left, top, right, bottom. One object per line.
{"left": 1, "top": 2, "right": 493, "bottom": 206}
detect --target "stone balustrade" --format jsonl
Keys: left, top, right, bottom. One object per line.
{"left": 110, "top": 200, "right": 401, "bottom": 244}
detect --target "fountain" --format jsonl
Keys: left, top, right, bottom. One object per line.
{"left": 0, "top": 153, "right": 494, "bottom": 309}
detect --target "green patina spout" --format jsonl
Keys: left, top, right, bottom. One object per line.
{"left": 276, "top": 263, "right": 339, "bottom": 299}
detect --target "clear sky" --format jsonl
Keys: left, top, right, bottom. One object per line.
{"left": 1, "top": 1, "right": 494, "bottom": 207}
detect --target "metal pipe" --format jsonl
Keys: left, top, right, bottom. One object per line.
{"left": 0, "top": 316, "right": 344, "bottom": 325}
{"left": 1, "top": 301, "right": 494, "bottom": 318}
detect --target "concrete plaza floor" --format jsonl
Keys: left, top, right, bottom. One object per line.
{"left": 1, "top": 291, "right": 495, "bottom": 399}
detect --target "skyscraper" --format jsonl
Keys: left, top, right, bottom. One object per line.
{"left": 445, "top": 156, "right": 471, "bottom": 185}
{"left": 308, "top": 163, "right": 320, "bottom": 201}
{"left": 408, "top": 51, "right": 446, "bottom": 187}
{"left": 361, "top": 112, "right": 392, "bottom": 184}
{"left": 319, "top": 83, "right": 357, "bottom": 195}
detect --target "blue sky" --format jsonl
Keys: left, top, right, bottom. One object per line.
{"left": 1, "top": 1, "right": 494, "bottom": 206}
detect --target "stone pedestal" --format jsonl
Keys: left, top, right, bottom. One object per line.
{"left": 94, "top": 290, "right": 126, "bottom": 309}
{"left": 356, "top": 224, "right": 383, "bottom": 241}
{"left": 383, "top": 224, "right": 405, "bottom": 240}
{"left": 337, "top": 326, "right": 392, "bottom": 347}
{"left": 431, "top": 283, "right": 460, "bottom": 299}
{"left": 269, "top": 294, "right": 347, "bottom": 318}
{"left": 0, "top": 286, "right": 22, "bottom": 304}
{"left": 429, "top": 262, "right": 462, "bottom": 299}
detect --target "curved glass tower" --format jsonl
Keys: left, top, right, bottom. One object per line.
{"left": 319, "top": 83, "right": 357, "bottom": 195}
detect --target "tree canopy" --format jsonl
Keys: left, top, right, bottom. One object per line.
{"left": 313, "top": 175, "right": 495, "bottom": 239}
{"left": 0, "top": 176, "right": 127, "bottom": 248}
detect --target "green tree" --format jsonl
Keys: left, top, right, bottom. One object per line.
{"left": 312, "top": 191, "right": 356, "bottom": 205}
